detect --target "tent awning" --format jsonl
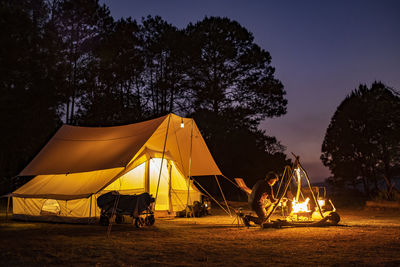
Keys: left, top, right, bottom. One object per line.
{"left": 20, "top": 116, "right": 167, "bottom": 176}
{"left": 14, "top": 114, "right": 222, "bottom": 200}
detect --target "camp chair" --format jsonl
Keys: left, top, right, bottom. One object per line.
{"left": 231, "top": 178, "right": 253, "bottom": 227}
{"left": 234, "top": 178, "right": 252, "bottom": 195}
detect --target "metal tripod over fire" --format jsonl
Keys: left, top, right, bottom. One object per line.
{"left": 262, "top": 153, "right": 340, "bottom": 228}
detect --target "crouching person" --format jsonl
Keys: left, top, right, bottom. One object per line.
{"left": 243, "top": 172, "right": 279, "bottom": 226}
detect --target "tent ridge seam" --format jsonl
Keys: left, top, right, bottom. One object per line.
{"left": 53, "top": 134, "right": 148, "bottom": 142}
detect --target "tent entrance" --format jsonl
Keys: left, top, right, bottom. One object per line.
{"left": 40, "top": 199, "right": 61, "bottom": 216}
{"left": 102, "top": 158, "right": 200, "bottom": 213}
{"left": 149, "top": 158, "right": 169, "bottom": 210}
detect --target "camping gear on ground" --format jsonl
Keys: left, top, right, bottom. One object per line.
{"left": 97, "top": 191, "right": 155, "bottom": 228}
{"left": 235, "top": 154, "right": 340, "bottom": 228}
{"left": 176, "top": 197, "right": 211, "bottom": 217}
{"left": 11, "top": 114, "right": 223, "bottom": 223}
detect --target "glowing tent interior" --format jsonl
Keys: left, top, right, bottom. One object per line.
{"left": 12, "top": 114, "right": 222, "bottom": 222}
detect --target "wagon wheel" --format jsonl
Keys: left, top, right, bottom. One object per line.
{"left": 115, "top": 215, "right": 124, "bottom": 224}
{"left": 326, "top": 211, "right": 340, "bottom": 225}
{"left": 145, "top": 214, "right": 155, "bottom": 226}
{"left": 135, "top": 217, "right": 145, "bottom": 228}
{"left": 100, "top": 214, "right": 110, "bottom": 226}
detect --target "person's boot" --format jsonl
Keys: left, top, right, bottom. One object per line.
{"left": 242, "top": 215, "right": 251, "bottom": 227}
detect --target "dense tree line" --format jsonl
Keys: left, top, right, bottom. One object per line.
{"left": 321, "top": 82, "right": 400, "bottom": 199}
{"left": 0, "top": 0, "right": 289, "bottom": 195}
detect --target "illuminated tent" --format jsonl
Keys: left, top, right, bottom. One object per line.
{"left": 12, "top": 113, "right": 222, "bottom": 222}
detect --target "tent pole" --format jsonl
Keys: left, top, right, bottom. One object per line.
{"left": 89, "top": 195, "right": 92, "bottom": 224}
{"left": 107, "top": 194, "right": 120, "bottom": 238}
{"left": 168, "top": 162, "right": 173, "bottom": 213}
{"left": 295, "top": 168, "right": 301, "bottom": 201}
{"left": 65, "top": 201, "right": 68, "bottom": 218}
{"left": 276, "top": 166, "right": 288, "bottom": 198}
{"left": 154, "top": 114, "right": 172, "bottom": 209}
{"left": 6, "top": 195, "right": 10, "bottom": 222}
{"left": 215, "top": 175, "right": 231, "bottom": 217}
{"left": 185, "top": 118, "right": 194, "bottom": 217}
{"left": 94, "top": 196, "right": 97, "bottom": 219}
{"left": 145, "top": 159, "right": 150, "bottom": 193}
{"left": 264, "top": 163, "right": 296, "bottom": 223}
{"left": 299, "top": 162, "right": 324, "bottom": 218}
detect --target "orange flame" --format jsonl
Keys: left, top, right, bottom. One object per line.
{"left": 291, "top": 198, "right": 310, "bottom": 213}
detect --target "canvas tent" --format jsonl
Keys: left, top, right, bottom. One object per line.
{"left": 12, "top": 113, "right": 222, "bottom": 222}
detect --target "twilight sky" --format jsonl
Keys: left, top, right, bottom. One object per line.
{"left": 101, "top": 0, "right": 400, "bottom": 182}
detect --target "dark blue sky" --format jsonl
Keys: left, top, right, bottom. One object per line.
{"left": 100, "top": 0, "right": 400, "bottom": 181}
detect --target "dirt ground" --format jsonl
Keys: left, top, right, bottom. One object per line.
{"left": 1, "top": 206, "right": 400, "bottom": 266}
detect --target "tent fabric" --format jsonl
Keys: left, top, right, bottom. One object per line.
{"left": 14, "top": 114, "right": 221, "bottom": 200}
{"left": 13, "top": 168, "right": 124, "bottom": 200}
{"left": 12, "top": 114, "right": 220, "bottom": 219}
{"left": 19, "top": 115, "right": 167, "bottom": 176}
{"left": 13, "top": 196, "right": 98, "bottom": 222}
{"left": 19, "top": 114, "right": 221, "bottom": 177}
{"left": 135, "top": 115, "right": 221, "bottom": 177}
{"left": 103, "top": 159, "right": 200, "bottom": 211}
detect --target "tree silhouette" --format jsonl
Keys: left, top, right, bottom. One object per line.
{"left": 321, "top": 82, "right": 400, "bottom": 198}
{"left": 140, "top": 16, "right": 188, "bottom": 117}
{"left": 52, "top": 0, "right": 113, "bottom": 124}
{"left": 184, "top": 17, "right": 288, "bottom": 185}
{"left": 0, "top": 0, "right": 65, "bottom": 186}
{"left": 0, "top": 4, "right": 290, "bottom": 196}
{"left": 77, "top": 17, "right": 145, "bottom": 126}
{"left": 184, "top": 17, "right": 287, "bottom": 121}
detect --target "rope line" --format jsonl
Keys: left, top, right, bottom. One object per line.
{"left": 221, "top": 174, "right": 243, "bottom": 190}
{"left": 215, "top": 175, "right": 231, "bottom": 216}
{"left": 192, "top": 179, "right": 230, "bottom": 215}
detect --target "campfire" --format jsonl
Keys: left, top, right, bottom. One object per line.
{"left": 291, "top": 198, "right": 310, "bottom": 213}
{"left": 266, "top": 154, "right": 341, "bottom": 226}
{"left": 236, "top": 154, "right": 341, "bottom": 228}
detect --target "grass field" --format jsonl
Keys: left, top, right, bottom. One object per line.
{"left": 1, "top": 206, "right": 400, "bottom": 266}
